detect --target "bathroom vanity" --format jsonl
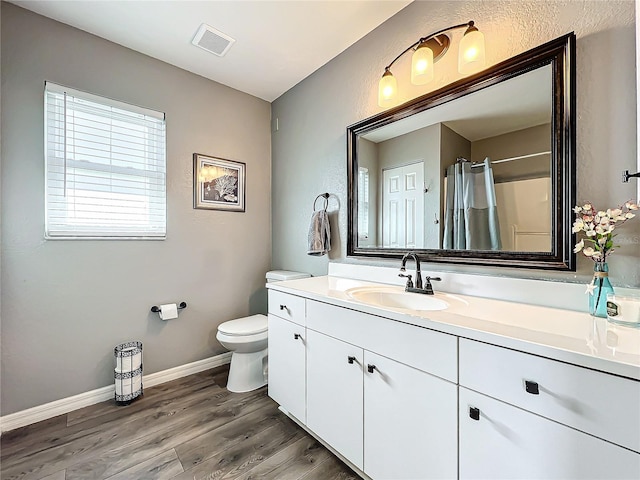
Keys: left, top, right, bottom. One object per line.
{"left": 267, "top": 275, "right": 640, "bottom": 480}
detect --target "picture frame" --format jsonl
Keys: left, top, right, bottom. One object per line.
{"left": 193, "top": 153, "right": 246, "bottom": 212}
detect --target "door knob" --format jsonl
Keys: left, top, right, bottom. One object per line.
{"left": 279, "top": 304, "right": 287, "bottom": 310}
{"left": 348, "top": 356, "right": 356, "bottom": 364}
{"left": 367, "top": 364, "right": 377, "bottom": 373}
{"left": 293, "top": 333, "right": 302, "bottom": 340}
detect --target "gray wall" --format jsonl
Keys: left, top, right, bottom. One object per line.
{"left": 440, "top": 124, "right": 471, "bottom": 171}
{"left": 1, "top": 4, "right": 272, "bottom": 415}
{"left": 272, "top": 0, "right": 640, "bottom": 286}
{"left": 471, "top": 123, "right": 551, "bottom": 182}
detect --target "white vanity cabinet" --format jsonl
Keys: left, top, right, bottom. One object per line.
{"left": 306, "top": 300, "right": 458, "bottom": 479}
{"left": 267, "top": 291, "right": 306, "bottom": 423}
{"left": 267, "top": 280, "right": 640, "bottom": 480}
{"left": 459, "top": 338, "right": 640, "bottom": 480}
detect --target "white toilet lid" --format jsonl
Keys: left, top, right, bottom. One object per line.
{"left": 218, "top": 314, "right": 268, "bottom": 335}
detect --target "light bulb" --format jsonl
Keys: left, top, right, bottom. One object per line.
{"left": 463, "top": 46, "right": 478, "bottom": 62}
{"left": 411, "top": 43, "right": 434, "bottom": 85}
{"left": 458, "top": 26, "right": 485, "bottom": 75}
{"left": 378, "top": 69, "right": 398, "bottom": 108}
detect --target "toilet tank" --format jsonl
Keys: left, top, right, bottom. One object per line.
{"left": 266, "top": 270, "right": 311, "bottom": 283}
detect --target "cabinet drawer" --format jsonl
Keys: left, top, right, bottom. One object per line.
{"left": 268, "top": 290, "right": 306, "bottom": 326}
{"left": 459, "top": 338, "right": 640, "bottom": 453}
{"left": 307, "top": 300, "right": 457, "bottom": 382}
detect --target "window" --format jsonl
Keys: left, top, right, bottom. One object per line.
{"left": 45, "top": 82, "right": 166, "bottom": 239}
{"left": 358, "top": 167, "right": 369, "bottom": 239}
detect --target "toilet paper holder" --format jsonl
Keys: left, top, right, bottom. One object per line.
{"left": 151, "top": 302, "right": 187, "bottom": 314}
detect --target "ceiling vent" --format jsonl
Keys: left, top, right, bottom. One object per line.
{"left": 192, "top": 24, "right": 235, "bottom": 57}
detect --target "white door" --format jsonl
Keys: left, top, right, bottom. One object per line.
{"left": 306, "top": 330, "right": 364, "bottom": 470}
{"left": 382, "top": 162, "right": 424, "bottom": 248}
{"left": 267, "top": 315, "right": 306, "bottom": 423}
{"left": 459, "top": 387, "right": 640, "bottom": 479}
{"left": 363, "top": 351, "right": 458, "bottom": 480}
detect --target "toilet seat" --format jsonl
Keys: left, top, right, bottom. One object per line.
{"left": 218, "top": 314, "right": 267, "bottom": 336}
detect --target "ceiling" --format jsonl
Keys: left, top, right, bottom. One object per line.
{"left": 11, "top": 0, "right": 412, "bottom": 102}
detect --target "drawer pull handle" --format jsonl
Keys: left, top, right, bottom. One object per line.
{"left": 348, "top": 356, "right": 356, "bottom": 364}
{"left": 294, "top": 333, "right": 302, "bottom": 340}
{"left": 367, "top": 364, "right": 377, "bottom": 374}
{"left": 279, "top": 304, "right": 287, "bottom": 311}
{"left": 524, "top": 380, "right": 540, "bottom": 395}
{"left": 469, "top": 407, "right": 480, "bottom": 421}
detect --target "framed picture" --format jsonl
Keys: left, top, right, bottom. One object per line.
{"left": 193, "top": 153, "right": 246, "bottom": 212}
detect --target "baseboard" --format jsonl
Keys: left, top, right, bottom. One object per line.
{"left": 0, "top": 352, "right": 232, "bottom": 434}
{"left": 142, "top": 352, "right": 232, "bottom": 389}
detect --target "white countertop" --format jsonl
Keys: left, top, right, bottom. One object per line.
{"left": 267, "top": 275, "right": 640, "bottom": 380}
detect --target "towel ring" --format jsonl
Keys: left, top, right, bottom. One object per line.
{"left": 313, "top": 193, "right": 329, "bottom": 212}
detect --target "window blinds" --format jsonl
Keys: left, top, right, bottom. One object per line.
{"left": 44, "top": 82, "right": 166, "bottom": 238}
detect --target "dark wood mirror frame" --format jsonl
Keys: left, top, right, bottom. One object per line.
{"left": 347, "top": 33, "right": 576, "bottom": 271}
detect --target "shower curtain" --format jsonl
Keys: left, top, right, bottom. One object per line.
{"left": 443, "top": 158, "right": 502, "bottom": 250}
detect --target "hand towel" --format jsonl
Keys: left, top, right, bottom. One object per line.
{"left": 307, "top": 210, "right": 331, "bottom": 256}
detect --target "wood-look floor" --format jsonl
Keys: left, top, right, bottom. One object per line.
{"left": 1, "top": 366, "right": 358, "bottom": 480}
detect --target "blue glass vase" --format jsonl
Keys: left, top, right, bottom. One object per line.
{"left": 589, "top": 262, "right": 614, "bottom": 318}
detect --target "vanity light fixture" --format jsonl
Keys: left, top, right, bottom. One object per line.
{"left": 378, "top": 21, "right": 486, "bottom": 108}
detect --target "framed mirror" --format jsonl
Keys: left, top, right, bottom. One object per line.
{"left": 347, "top": 33, "right": 576, "bottom": 270}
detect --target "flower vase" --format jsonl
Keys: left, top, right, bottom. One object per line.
{"left": 589, "top": 262, "right": 614, "bottom": 318}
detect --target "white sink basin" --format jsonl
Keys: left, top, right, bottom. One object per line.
{"left": 345, "top": 286, "right": 467, "bottom": 312}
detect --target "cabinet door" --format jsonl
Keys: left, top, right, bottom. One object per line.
{"left": 459, "top": 387, "right": 640, "bottom": 480}
{"left": 364, "top": 351, "right": 458, "bottom": 480}
{"left": 267, "top": 314, "right": 306, "bottom": 423}
{"left": 306, "top": 329, "right": 364, "bottom": 470}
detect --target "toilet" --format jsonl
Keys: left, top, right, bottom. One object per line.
{"left": 216, "top": 270, "right": 310, "bottom": 393}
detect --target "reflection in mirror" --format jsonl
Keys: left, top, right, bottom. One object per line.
{"left": 357, "top": 65, "right": 552, "bottom": 253}
{"left": 348, "top": 33, "right": 576, "bottom": 270}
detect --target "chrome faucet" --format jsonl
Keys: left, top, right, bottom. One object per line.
{"left": 399, "top": 253, "right": 422, "bottom": 290}
{"left": 399, "top": 252, "right": 441, "bottom": 295}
